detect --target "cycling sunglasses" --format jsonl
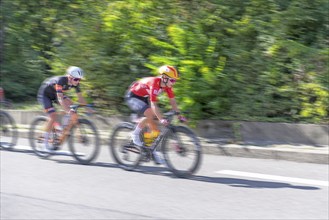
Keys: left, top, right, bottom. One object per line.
{"left": 73, "top": 78, "right": 81, "bottom": 82}
{"left": 163, "top": 77, "right": 176, "bottom": 84}
{"left": 169, "top": 78, "right": 176, "bottom": 83}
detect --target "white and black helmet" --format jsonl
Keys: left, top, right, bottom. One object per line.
{"left": 66, "top": 66, "right": 84, "bottom": 79}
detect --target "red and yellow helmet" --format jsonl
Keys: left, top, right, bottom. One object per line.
{"left": 158, "top": 65, "right": 179, "bottom": 80}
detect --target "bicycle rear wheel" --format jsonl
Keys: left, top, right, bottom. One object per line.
{"left": 162, "top": 126, "right": 202, "bottom": 178}
{"left": 68, "top": 119, "right": 100, "bottom": 165}
{"left": 29, "top": 116, "right": 53, "bottom": 158}
{"left": 109, "top": 122, "right": 143, "bottom": 171}
{"left": 0, "top": 110, "right": 18, "bottom": 149}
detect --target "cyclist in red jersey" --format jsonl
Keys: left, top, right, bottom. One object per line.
{"left": 125, "top": 65, "right": 185, "bottom": 164}
{"left": 0, "top": 87, "right": 4, "bottom": 102}
{"left": 37, "top": 66, "right": 89, "bottom": 151}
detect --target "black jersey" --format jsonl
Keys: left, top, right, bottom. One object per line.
{"left": 38, "top": 76, "right": 81, "bottom": 100}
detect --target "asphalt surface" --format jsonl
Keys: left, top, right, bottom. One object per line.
{"left": 1, "top": 138, "right": 329, "bottom": 219}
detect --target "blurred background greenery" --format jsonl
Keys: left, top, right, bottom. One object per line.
{"left": 0, "top": 0, "right": 328, "bottom": 123}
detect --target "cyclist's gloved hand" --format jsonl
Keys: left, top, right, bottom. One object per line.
{"left": 160, "top": 119, "right": 169, "bottom": 126}
{"left": 178, "top": 115, "right": 187, "bottom": 123}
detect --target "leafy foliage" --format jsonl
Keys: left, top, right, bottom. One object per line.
{"left": 1, "top": 0, "right": 328, "bottom": 123}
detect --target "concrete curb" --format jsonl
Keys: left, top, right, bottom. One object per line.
{"left": 200, "top": 141, "right": 328, "bottom": 164}
{"left": 14, "top": 129, "right": 329, "bottom": 164}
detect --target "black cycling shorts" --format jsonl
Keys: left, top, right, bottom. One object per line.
{"left": 125, "top": 91, "right": 150, "bottom": 117}
{"left": 37, "top": 86, "right": 67, "bottom": 114}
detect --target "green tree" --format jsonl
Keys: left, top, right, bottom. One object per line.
{"left": 1, "top": 0, "right": 328, "bottom": 122}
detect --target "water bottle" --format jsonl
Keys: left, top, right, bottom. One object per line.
{"left": 143, "top": 132, "right": 153, "bottom": 147}
{"left": 151, "top": 130, "right": 160, "bottom": 139}
{"left": 143, "top": 129, "right": 160, "bottom": 147}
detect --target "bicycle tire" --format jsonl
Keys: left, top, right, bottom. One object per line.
{"left": 0, "top": 100, "right": 13, "bottom": 109}
{"left": 94, "top": 114, "right": 111, "bottom": 127}
{"left": 0, "top": 110, "right": 18, "bottom": 149}
{"left": 161, "top": 125, "right": 202, "bottom": 178}
{"left": 109, "top": 122, "right": 143, "bottom": 171}
{"left": 29, "top": 116, "right": 52, "bottom": 158}
{"left": 68, "top": 118, "right": 100, "bottom": 165}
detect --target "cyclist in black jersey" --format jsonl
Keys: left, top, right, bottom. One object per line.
{"left": 37, "top": 66, "right": 88, "bottom": 150}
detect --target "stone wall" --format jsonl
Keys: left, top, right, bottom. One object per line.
{"left": 195, "top": 120, "right": 328, "bottom": 146}
{"left": 5, "top": 110, "right": 329, "bottom": 147}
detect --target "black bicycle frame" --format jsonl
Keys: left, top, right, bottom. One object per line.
{"left": 144, "top": 125, "right": 173, "bottom": 152}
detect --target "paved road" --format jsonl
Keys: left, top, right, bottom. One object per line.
{"left": 1, "top": 138, "right": 329, "bottom": 219}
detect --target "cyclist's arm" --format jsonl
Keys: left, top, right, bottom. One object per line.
{"left": 150, "top": 101, "right": 164, "bottom": 121}
{"left": 166, "top": 87, "right": 179, "bottom": 113}
{"left": 55, "top": 84, "right": 70, "bottom": 112}
{"left": 169, "top": 98, "right": 179, "bottom": 112}
{"left": 76, "top": 89, "right": 94, "bottom": 113}
{"left": 170, "top": 97, "right": 186, "bottom": 122}
{"left": 76, "top": 92, "right": 87, "bottom": 105}
{"left": 149, "top": 82, "right": 164, "bottom": 121}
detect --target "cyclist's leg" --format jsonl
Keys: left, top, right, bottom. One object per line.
{"left": 38, "top": 93, "right": 57, "bottom": 150}
{"left": 61, "top": 97, "right": 80, "bottom": 129}
{"left": 37, "top": 88, "right": 57, "bottom": 130}
{"left": 126, "top": 97, "right": 149, "bottom": 146}
{"left": 61, "top": 96, "right": 72, "bottom": 112}
{"left": 40, "top": 99, "right": 57, "bottom": 132}
{"left": 144, "top": 108, "right": 158, "bottom": 133}
{"left": 143, "top": 108, "right": 163, "bottom": 164}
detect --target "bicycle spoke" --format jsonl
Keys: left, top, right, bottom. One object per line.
{"left": 162, "top": 126, "right": 202, "bottom": 178}
{"left": 68, "top": 119, "right": 100, "bottom": 164}
{"left": 109, "top": 123, "right": 142, "bottom": 170}
{"left": 0, "top": 111, "right": 18, "bottom": 149}
{"left": 29, "top": 116, "right": 53, "bottom": 158}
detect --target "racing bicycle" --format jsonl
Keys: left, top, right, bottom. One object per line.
{"left": 29, "top": 104, "right": 100, "bottom": 165}
{"left": 0, "top": 110, "right": 18, "bottom": 149}
{"left": 109, "top": 111, "right": 202, "bottom": 178}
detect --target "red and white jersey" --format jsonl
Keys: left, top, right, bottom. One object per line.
{"left": 129, "top": 77, "right": 175, "bottom": 102}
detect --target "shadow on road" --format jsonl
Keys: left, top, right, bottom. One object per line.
{"left": 117, "top": 165, "right": 321, "bottom": 190}
{"left": 28, "top": 154, "right": 321, "bottom": 191}
{"left": 50, "top": 159, "right": 119, "bottom": 169}
{"left": 0, "top": 147, "right": 35, "bottom": 155}
{"left": 1, "top": 144, "right": 323, "bottom": 192}
{"left": 189, "top": 175, "right": 320, "bottom": 190}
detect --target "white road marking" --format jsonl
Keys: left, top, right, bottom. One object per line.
{"left": 8, "top": 145, "right": 79, "bottom": 156}
{"left": 216, "top": 170, "right": 329, "bottom": 187}
{"left": 6, "top": 145, "right": 32, "bottom": 151}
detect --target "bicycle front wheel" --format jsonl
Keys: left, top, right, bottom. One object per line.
{"left": 68, "top": 119, "right": 100, "bottom": 165}
{"left": 162, "top": 126, "right": 202, "bottom": 178}
{"left": 109, "top": 122, "right": 143, "bottom": 171}
{"left": 0, "top": 110, "right": 18, "bottom": 149}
